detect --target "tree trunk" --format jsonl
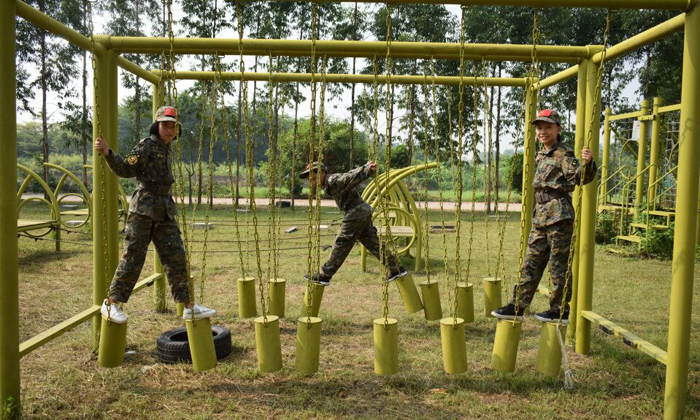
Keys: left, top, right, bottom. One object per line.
{"left": 134, "top": 81, "right": 141, "bottom": 143}
{"left": 407, "top": 61, "right": 417, "bottom": 166}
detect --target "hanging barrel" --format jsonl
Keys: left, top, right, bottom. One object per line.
{"left": 482, "top": 277, "right": 502, "bottom": 317}
{"left": 295, "top": 316, "right": 323, "bottom": 374}
{"left": 373, "top": 318, "right": 398, "bottom": 375}
{"left": 98, "top": 316, "right": 127, "bottom": 368}
{"left": 456, "top": 282, "right": 474, "bottom": 323}
{"left": 254, "top": 315, "right": 283, "bottom": 373}
{"left": 268, "top": 278, "right": 286, "bottom": 318}
{"left": 185, "top": 317, "right": 217, "bottom": 372}
{"left": 302, "top": 283, "right": 325, "bottom": 318}
{"left": 440, "top": 317, "right": 468, "bottom": 374}
{"left": 176, "top": 302, "right": 185, "bottom": 318}
{"left": 491, "top": 319, "right": 522, "bottom": 372}
{"left": 536, "top": 321, "right": 566, "bottom": 377}
{"left": 394, "top": 273, "right": 423, "bottom": 314}
{"left": 237, "top": 277, "right": 257, "bottom": 318}
{"left": 420, "top": 280, "right": 442, "bottom": 321}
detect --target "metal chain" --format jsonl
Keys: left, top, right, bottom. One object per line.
{"left": 463, "top": 63, "right": 480, "bottom": 321}
{"left": 558, "top": 10, "right": 612, "bottom": 326}
{"left": 381, "top": 3, "right": 395, "bottom": 327}
{"left": 304, "top": 2, "right": 319, "bottom": 323}
{"left": 429, "top": 58, "right": 452, "bottom": 321}
{"left": 87, "top": 0, "right": 111, "bottom": 321}
{"left": 217, "top": 51, "right": 247, "bottom": 278}
{"left": 266, "top": 53, "right": 277, "bottom": 282}
{"left": 481, "top": 59, "right": 493, "bottom": 277}
{"left": 314, "top": 55, "right": 328, "bottom": 306}
{"left": 452, "top": 6, "right": 467, "bottom": 317}
{"left": 421, "top": 61, "right": 432, "bottom": 286}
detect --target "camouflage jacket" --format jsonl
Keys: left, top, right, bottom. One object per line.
{"left": 323, "top": 164, "right": 374, "bottom": 212}
{"left": 104, "top": 135, "right": 177, "bottom": 221}
{"left": 532, "top": 142, "right": 597, "bottom": 227}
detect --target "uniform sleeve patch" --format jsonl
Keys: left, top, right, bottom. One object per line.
{"left": 126, "top": 153, "right": 139, "bottom": 165}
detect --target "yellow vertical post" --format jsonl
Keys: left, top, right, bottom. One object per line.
{"left": 575, "top": 59, "right": 602, "bottom": 355}
{"left": 647, "top": 97, "right": 663, "bottom": 205}
{"left": 0, "top": 0, "right": 20, "bottom": 416}
{"left": 664, "top": 7, "right": 700, "bottom": 420}
{"left": 600, "top": 107, "right": 612, "bottom": 207}
{"left": 93, "top": 42, "right": 120, "bottom": 351}
{"left": 520, "top": 80, "right": 537, "bottom": 261}
{"left": 634, "top": 99, "right": 650, "bottom": 211}
{"left": 567, "top": 60, "right": 588, "bottom": 345}
{"left": 152, "top": 82, "right": 167, "bottom": 312}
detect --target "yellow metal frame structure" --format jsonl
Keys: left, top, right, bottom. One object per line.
{"left": 3, "top": 1, "right": 699, "bottom": 419}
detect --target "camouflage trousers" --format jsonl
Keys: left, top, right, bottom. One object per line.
{"left": 510, "top": 219, "right": 574, "bottom": 312}
{"left": 110, "top": 212, "right": 190, "bottom": 303}
{"left": 321, "top": 202, "right": 399, "bottom": 279}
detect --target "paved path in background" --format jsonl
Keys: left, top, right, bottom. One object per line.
{"left": 24, "top": 194, "right": 522, "bottom": 213}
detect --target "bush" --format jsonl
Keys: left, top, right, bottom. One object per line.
{"left": 640, "top": 222, "right": 675, "bottom": 259}
{"left": 595, "top": 211, "right": 621, "bottom": 244}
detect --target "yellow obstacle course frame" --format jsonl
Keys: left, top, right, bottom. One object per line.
{"left": 2, "top": 1, "right": 698, "bottom": 419}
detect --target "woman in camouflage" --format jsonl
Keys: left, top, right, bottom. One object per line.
{"left": 94, "top": 106, "right": 215, "bottom": 323}
{"left": 492, "top": 109, "right": 596, "bottom": 323}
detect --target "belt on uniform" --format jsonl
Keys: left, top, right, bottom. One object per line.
{"left": 138, "top": 181, "right": 172, "bottom": 196}
{"left": 534, "top": 190, "right": 568, "bottom": 204}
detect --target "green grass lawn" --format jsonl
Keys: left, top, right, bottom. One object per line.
{"left": 15, "top": 203, "right": 700, "bottom": 419}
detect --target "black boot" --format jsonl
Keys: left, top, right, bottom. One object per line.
{"left": 491, "top": 303, "right": 525, "bottom": 321}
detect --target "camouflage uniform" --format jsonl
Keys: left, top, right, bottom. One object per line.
{"left": 511, "top": 142, "right": 597, "bottom": 311}
{"left": 103, "top": 134, "right": 190, "bottom": 303}
{"left": 318, "top": 164, "right": 400, "bottom": 280}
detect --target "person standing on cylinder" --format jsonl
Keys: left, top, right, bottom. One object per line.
{"left": 94, "top": 106, "right": 215, "bottom": 323}
{"left": 492, "top": 109, "right": 596, "bottom": 323}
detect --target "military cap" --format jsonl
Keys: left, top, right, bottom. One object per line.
{"left": 531, "top": 109, "right": 562, "bottom": 126}
{"left": 299, "top": 161, "right": 328, "bottom": 179}
{"left": 155, "top": 106, "right": 178, "bottom": 123}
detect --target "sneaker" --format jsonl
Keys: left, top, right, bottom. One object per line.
{"left": 101, "top": 299, "right": 127, "bottom": 324}
{"left": 386, "top": 266, "right": 408, "bottom": 283}
{"left": 491, "top": 303, "right": 525, "bottom": 321}
{"left": 304, "top": 273, "right": 331, "bottom": 286}
{"left": 182, "top": 303, "right": 217, "bottom": 320}
{"left": 535, "top": 308, "right": 570, "bottom": 324}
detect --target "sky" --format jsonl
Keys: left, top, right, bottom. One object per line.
{"left": 17, "top": 3, "right": 640, "bottom": 155}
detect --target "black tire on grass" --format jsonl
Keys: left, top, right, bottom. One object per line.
{"left": 156, "top": 325, "right": 232, "bottom": 363}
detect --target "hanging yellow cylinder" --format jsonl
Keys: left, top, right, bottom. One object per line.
{"left": 420, "top": 280, "right": 442, "bottom": 321}
{"left": 295, "top": 316, "right": 323, "bottom": 374}
{"left": 268, "top": 278, "right": 286, "bottom": 318}
{"left": 98, "top": 316, "right": 127, "bottom": 368}
{"left": 176, "top": 302, "right": 185, "bottom": 318}
{"left": 302, "top": 284, "right": 325, "bottom": 318}
{"left": 185, "top": 317, "right": 217, "bottom": 372}
{"left": 254, "top": 315, "right": 283, "bottom": 373}
{"left": 440, "top": 317, "right": 468, "bottom": 374}
{"left": 456, "top": 282, "right": 474, "bottom": 323}
{"left": 536, "top": 321, "right": 566, "bottom": 377}
{"left": 373, "top": 318, "right": 398, "bottom": 375}
{"left": 492, "top": 319, "right": 522, "bottom": 373}
{"left": 394, "top": 273, "right": 423, "bottom": 314}
{"left": 482, "top": 277, "right": 502, "bottom": 317}
{"left": 237, "top": 277, "right": 257, "bottom": 318}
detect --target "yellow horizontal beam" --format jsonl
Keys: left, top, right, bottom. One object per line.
{"left": 108, "top": 37, "right": 595, "bottom": 61}
{"left": 19, "top": 273, "right": 162, "bottom": 358}
{"left": 115, "top": 56, "right": 160, "bottom": 84}
{"left": 592, "top": 14, "right": 686, "bottom": 64}
{"left": 582, "top": 310, "right": 668, "bottom": 365}
{"left": 16, "top": 0, "right": 105, "bottom": 56}
{"left": 535, "top": 64, "right": 579, "bottom": 89}
{"left": 154, "top": 70, "right": 528, "bottom": 86}
{"left": 658, "top": 103, "right": 681, "bottom": 113}
{"left": 609, "top": 110, "right": 645, "bottom": 121}
{"left": 264, "top": 0, "right": 694, "bottom": 9}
